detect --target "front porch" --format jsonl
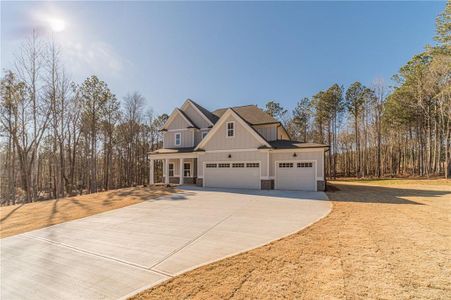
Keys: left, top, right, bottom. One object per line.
{"left": 149, "top": 153, "right": 198, "bottom": 186}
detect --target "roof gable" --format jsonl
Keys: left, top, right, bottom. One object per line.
{"left": 195, "top": 108, "right": 271, "bottom": 150}
{"left": 181, "top": 99, "right": 218, "bottom": 127}
{"left": 162, "top": 108, "right": 196, "bottom": 130}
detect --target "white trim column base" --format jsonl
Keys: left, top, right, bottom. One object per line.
{"left": 149, "top": 159, "right": 154, "bottom": 185}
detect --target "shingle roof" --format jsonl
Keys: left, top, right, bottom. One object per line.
{"left": 150, "top": 147, "right": 198, "bottom": 154}
{"left": 188, "top": 99, "right": 219, "bottom": 124}
{"left": 212, "top": 105, "right": 278, "bottom": 125}
{"left": 265, "top": 140, "right": 329, "bottom": 149}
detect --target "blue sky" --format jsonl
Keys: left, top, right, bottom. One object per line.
{"left": 1, "top": 1, "right": 445, "bottom": 115}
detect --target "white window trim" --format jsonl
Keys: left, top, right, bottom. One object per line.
{"left": 175, "top": 132, "right": 182, "bottom": 146}
{"left": 183, "top": 162, "right": 192, "bottom": 177}
{"left": 226, "top": 121, "right": 235, "bottom": 138}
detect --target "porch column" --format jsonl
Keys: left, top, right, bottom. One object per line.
{"left": 179, "top": 158, "right": 184, "bottom": 185}
{"left": 164, "top": 159, "right": 169, "bottom": 184}
{"left": 149, "top": 159, "right": 154, "bottom": 185}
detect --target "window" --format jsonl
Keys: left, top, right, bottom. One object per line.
{"left": 175, "top": 133, "right": 181, "bottom": 146}
{"left": 206, "top": 163, "right": 217, "bottom": 168}
{"left": 246, "top": 163, "right": 259, "bottom": 168}
{"left": 226, "top": 122, "right": 235, "bottom": 137}
{"left": 297, "top": 162, "right": 313, "bottom": 168}
{"left": 201, "top": 131, "right": 208, "bottom": 139}
{"left": 232, "top": 163, "right": 245, "bottom": 168}
{"left": 183, "top": 163, "right": 191, "bottom": 177}
{"left": 218, "top": 163, "right": 230, "bottom": 168}
{"left": 168, "top": 163, "right": 174, "bottom": 176}
{"left": 279, "top": 162, "right": 293, "bottom": 168}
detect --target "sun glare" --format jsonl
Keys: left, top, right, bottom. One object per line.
{"left": 48, "top": 18, "right": 66, "bottom": 32}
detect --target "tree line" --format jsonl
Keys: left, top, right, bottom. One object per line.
{"left": 0, "top": 32, "right": 168, "bottom": 205}
{"left": 264, "top": 3, "right": 450, "bottom": 180}
{"left": 1, "top": 4, "right": 449, "bottom": 206}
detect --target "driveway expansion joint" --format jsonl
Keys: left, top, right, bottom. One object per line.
{"left": 24, "top": 233, "right": 171, "bottom": 278}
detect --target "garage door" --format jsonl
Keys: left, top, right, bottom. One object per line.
{"left": 204, "top": 162, "right": 260, "bottom": 189}
{"left": 275, "top": 161, "right": 316, "bottom": 191}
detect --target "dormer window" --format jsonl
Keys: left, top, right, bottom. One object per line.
{"left": 175, "top": 133, "right": 181, "bottom": 146}
{"left": 226, "top": 122, "right": 235, "bottom": 137}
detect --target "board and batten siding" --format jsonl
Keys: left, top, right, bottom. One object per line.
{"left": 183, "top": 105, "right": 211, "bottom": 129}
{"left": 163, "top": 130, "right": 194, "bottom": 148}
{"left": 253, "top": 124, "right": 278, "bottom": 141}
{"left": 269, "top": 150, "right": 324, "bottom": 179}
{"left": 202, "top": 115, "right": 265, "bottom": 151}
{"left": 197, "top": 151, "right": 268, "bottom": 177}
{"left": 166, "top": 113, "right": 191, "bottom": 130}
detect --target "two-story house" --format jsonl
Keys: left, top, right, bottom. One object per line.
{"left": 149, "top": 99, "right": 328, "bottom": 191}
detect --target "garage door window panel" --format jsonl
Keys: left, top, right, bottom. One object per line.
{"left": 246, "top": 163, "right": 259, "bottom": 168}
{"left": 206, "top": 163, "right": 217, "bottom": 168}
{"left": 279, "top": 162, "right": 293, "bottom": 168}
{"left": 218, "top": 163, "right": 230, "bottom": 168}
{"left": 297, "top": 162, "right": 313, "bottom": 168}
{"left": 232, "top": 163, "right": 245, "bottom": 168}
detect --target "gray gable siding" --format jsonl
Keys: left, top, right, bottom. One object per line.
{"left": 253, "top": 124, "right": 278, "bottom": 141}
{"left": 201, "top": 115, "right": 265, "bottom": 151}
{"left": 183, "top": 104, "right": 211, "bottom": 129}
{"left": 166, "top": 113, "right": 191, "bottom": 130}
{"left": 163, "top": 130, "right": 194, "bottom": 148}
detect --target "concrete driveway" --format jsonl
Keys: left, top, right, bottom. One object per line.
{"left": 1, "top": 187, "right": 330, "bottom": 300}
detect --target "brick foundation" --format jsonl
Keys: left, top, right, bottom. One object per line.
{"left": 317, "top": 180, "right": 326, "bottom": 191}
{"left": 183, "top": 177, "right": 195, "bottom": 184}
{"left": 261, "top": 179, "right": 274, "bottom": 190}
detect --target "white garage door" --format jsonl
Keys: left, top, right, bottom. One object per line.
{"left": 204, "top": 162, "right": 260, "bottom": 189}
{"left": 275, "top": 161, "right": 316, "bottom": 191}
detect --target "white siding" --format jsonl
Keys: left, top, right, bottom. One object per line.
{"left": 163, "top": 130, "right": 194, "bottom": 148}
{"left": 197, "top": 151, "right": 268, "bottom": 177}
{"left": 253, "top": 124, "right": 277, "bottom": 141}
{"left": 166, "top": 113, "right": 191, "bottom": 130}
{"left": 202, "top": 115, "right": 265, "bottom": 151}
{"left": 269, "top": 150, "right": 324, "bottom": 179}
{"left": 183, "top": 104, "right": 211, "bottom": 129}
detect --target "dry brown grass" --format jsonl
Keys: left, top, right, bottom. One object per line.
{"left": 131, "top": 181, "right": 451, "bottom": 300}
{"left": 0, "top": 186, "right": 174, "bottom": 238}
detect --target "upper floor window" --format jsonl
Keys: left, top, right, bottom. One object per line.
{"left": 175, "top": 133, "right": 181, "bottom": 146}
{"left": 226, "top": 122, "right": 235, "bottom": 137}
{"left": 201, "top": 131, "right": 208, "bottom": 139}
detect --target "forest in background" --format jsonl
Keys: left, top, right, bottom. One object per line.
{"left": 1, "top": 4, "right": 449, "bottom": 205}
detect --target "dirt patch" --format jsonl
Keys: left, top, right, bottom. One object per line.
{"left": 131, "top": 182, "right": 451, "bottom": 300}
{"left": 0, "top": 186, "right": 175, "bottom": 238}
